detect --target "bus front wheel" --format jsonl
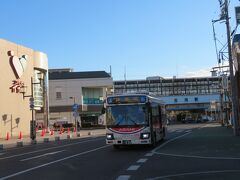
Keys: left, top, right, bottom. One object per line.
{"left": 151, "top": 133, "right": 156, "bottom": 147}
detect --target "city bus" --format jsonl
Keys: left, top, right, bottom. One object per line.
{"left": 103, "top": 93, "right": 167, "bottom": 148}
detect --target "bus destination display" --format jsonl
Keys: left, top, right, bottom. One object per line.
{"left": 107, "top": 95, "right": 147, "bottom": 104}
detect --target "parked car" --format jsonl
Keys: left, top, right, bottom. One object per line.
{"left": 182, "top": 116, "right": 195, "bottom": 123}
{"left": 201, "top": 115, "right": 213, "bottom": 122}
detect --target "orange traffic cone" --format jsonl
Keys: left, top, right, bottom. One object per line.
{"left": 6, "top": 132, "right": 9, "bottom": 140}
{"left": 41, "top": 129, "right": 45, "bottom": 136}
{"left": 19, "top": 131, "right": 22, "bottom": 140}
{"left": 50, "top": 129, "right": 54, "bottom": 135}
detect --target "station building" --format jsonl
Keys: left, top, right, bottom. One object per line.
{"left": 0, "top": 39, "right": 48, "bottom": 137}
{"left": 47, "top": 69, "right": 113, "bottom": 127}
{"left": 113, "top": 76, "right": 227, "bottom": 122}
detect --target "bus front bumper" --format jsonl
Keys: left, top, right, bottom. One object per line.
{"left": 106, "top": 139, "right": 151, "bottom": 145}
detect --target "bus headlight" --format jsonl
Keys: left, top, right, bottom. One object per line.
{"left": 106, "top": 133, "right": 114, "bottom": 140}
{"left": 140, "top": 133, "right": 150, "bottom": 139}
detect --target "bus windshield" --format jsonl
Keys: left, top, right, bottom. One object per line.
{"left": 106, "top": 105, "right": 148, "bottom": 126}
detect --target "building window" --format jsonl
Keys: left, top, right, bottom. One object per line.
{"left": 56, "top": 92, "right": 62, "bottom": 99}
{"left": 194, "top": 97, "right": 198, "bottom": 102}
{"left": 184, "top": 98, "right": 188, "bottom": 102}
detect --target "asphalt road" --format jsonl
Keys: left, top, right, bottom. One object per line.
{"left": 0, "top": 123, "right": 239, "bottom": 180}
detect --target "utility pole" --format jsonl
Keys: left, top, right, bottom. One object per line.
{"left": 224, "top": 0, "right": 240, "bottom": 135}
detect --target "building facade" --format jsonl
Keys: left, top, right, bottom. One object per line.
{"left": 232, "top": 34, "right": 240, "bottom": 129}
{"left": 0, "top": 39, "right": 48, "bottom": 137}
{"left": 48, "top": 69, "right": 113, "bottom": 127}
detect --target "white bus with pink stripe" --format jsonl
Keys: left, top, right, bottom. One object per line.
{"left": 104, "top": 93, "right": 167, "bottom": 148}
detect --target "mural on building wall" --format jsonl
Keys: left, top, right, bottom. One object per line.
{"left": 8, "top": 50, "right": 28, "bottom": 93}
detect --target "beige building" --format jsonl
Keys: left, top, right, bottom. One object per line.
{"left": 47, "top": 69, "right": 113, "bottom": 127}
{"left": 0, "top": 39, "right": 48, "bottom": 138}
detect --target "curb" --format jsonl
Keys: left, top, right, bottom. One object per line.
{"left": 0, "top": 132, "right": 105, "bottom": 150}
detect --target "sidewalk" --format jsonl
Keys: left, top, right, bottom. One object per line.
{"left": 161, "top": 123, "right": 240, "bottom": 158}
{"left": 0, "top": 128, "right": 106, "bottom": 150}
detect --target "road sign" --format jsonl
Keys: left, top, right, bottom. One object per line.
{"left": 73, "top": 111, "right": 79, "bottom": 117}
{"left": 72, "top": 103, "right": 79, "bottom": 111}
{"left": 29, "top": 97, "right": 34, "bottom": 110}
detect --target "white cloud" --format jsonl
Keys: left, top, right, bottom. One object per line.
{"left": 181, "top": 68, "right": 212, "bottom": 77}
{"left": 178, "top": 61, "right": 230, "bottom": 78}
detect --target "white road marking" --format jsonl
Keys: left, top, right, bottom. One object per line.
{"left": 175, "top": 130, "right": 183, "bottom": 133}
{"left": 127, "top": 165, "right": 140, "bottom": 171}
{"left": 0, "top": 145, "right": 110, "bottom": 180}
{"left": 20, "top": 150, "right": 65, "bottom": 162}
{"left": 0, "top": 137, "right": 104, "bottom": 161}
{"left": 137, "top": 158, "right": 148, "bottom": 163}
{"left": 116, "top": 175, "right": 131, "bottom": 180}
{"left": 146, "top": 170, "right": 240, "bottom": 180}
{"left": 145, "top": 153, "right": 154, "bottom": 157}
{"left": 152, "top": 132, "right": 192, "bottom": 153}
{"left": 153, "top": 152, "right": 240, "bottom": 160}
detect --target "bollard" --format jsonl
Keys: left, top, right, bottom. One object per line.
{"left": 55, "top": 136, "right": 60, "bottom": 141}
{"left": 88, "top": 132, "right": 91, "bottom": 136}
{"left": 67, "top": 134, "right": 72, "bottom": 139}
{"left": 17, "top": 141, "right": 23, "bottom": 147}
{"left": 43, "top": 138, "right": 49, "bottom": 143}
{"left": 31, "top": 140, "right": 37, "bottom": 145}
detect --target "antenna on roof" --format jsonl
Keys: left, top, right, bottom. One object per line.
{"left": 109, "top": 65, "right": 112, "bottom": 77}
{"left": 124, "top": 66, "right": 127, "bottom": 92}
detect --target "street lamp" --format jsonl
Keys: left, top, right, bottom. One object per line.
{"left": 69, "top": 96, "right": 78, "bottom": 133}
{"left": 20, "top": 76, "right": 43, "bottom": 141}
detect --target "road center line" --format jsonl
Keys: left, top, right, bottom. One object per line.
{"left": 137, "top": 158, "right": 148, "bottom": 163}
{"left": 116, "top": 175, "right": 131, "bottom": 180}
{"left": 153, "top": 152, "right": 240, "bottom": 160}
{"left": 20, "top": 150, "right": 65, "bottom": 162}
{"left": 0, "top": 145, "right": 110, "bottom": 180}
{"left": 0, "top": 137, "right": 104, "bottom": 161}
{"left": 127, "top": 165, "right": 140, "bottom": 171}
{"left": 145, "top": 153, "right": 154, "bottom": 157}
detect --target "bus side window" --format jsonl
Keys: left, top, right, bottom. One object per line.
{"left": 158, "top": 105, "right": 162, "bottom": 127}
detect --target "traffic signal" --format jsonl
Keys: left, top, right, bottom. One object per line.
{"left": 29, "top": 97, "right": 34, "bottom": 110}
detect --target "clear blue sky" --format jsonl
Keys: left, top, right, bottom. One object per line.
{"left": 1, "top": 0, "right": 239, "bottom": 80}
